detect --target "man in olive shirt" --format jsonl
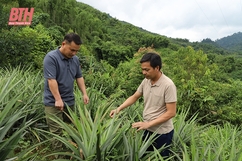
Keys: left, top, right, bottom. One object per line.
{"left": 43, "top": 33, "right": 89, "bottom": 150}
{"left": 110, "top": 52, "right": 177, "bottom": 157}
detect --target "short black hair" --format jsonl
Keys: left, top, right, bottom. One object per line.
{"left": 64, "top": 33, "right": 82, "bottom": 45}
{"left": 140, "top": 52, "right": 162, "bottom": 70}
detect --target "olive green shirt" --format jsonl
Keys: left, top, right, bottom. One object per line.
{"left": 137, "top": 73, "right": 177, "bottom": 134}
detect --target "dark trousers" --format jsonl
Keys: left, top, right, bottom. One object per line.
{"left": 142, "top": 129, "right": 174, "bottom": 157}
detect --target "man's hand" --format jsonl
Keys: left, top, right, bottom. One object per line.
{"left": 110, "top": 108, "right": 120, "bottom": 118}
{"left": 132, "top": 122, "right": 151, "bottom": 131}
{"left": 83, "top": 94, "right": 89, "bottom": 104}
{"left": 55, "top": 99, "right": 64, "bottom": 111}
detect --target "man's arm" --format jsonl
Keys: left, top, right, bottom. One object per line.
{"left": 76, "top": 77, "right": 89, "bottom": 104}
{"left": 148, "top": 102, "right": 176, "bottom": 127}
{"left": 110, "top": 91, "right": 142, "bottom": 118}
{"left": 48, "top": 79, "right": 64, "bottom": 110}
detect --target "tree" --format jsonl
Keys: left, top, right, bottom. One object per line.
{"left": 163, "top": 46, "right": 219, "bottom": 123}
{"left": 0, "top": 25, "right": 55, "bottom": 69}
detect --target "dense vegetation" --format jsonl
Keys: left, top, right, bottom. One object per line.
{"left": 216, "top": 32, "right": 242, "bottom": 53}
{"left": 1, "top": 0, "right": 242, "bottom": 160}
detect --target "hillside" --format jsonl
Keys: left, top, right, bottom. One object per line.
{"left": 74, "top": 2, "right": 241, "bottom": 56}
{"left": 2, "top": 0, "right": 239, "bottom": 57}
{"left": 215, "top": 32, "right": 242, "bottom": 53}
{"left": 0, "top": 0, "right": 241, "bottom": 69}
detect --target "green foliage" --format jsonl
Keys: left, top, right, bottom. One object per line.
{"left": 82, "top": 44, "right": 242, "bottom": 125}
{"left": 0, "top": 4, "right": 10, "bottom": 30}
{"left": 160, "top": 47, "right": 215, "bottom": 122}
{"left": 31, "top": 12, "right": 52, "bottom": 27}
{"left": 193, "top": 41, "right": 230, "bottom": 55}
{"left": 93, "top": 40, "right": 133, "bottom": 67}
{"left": 171, "top": 109, "right": 242, "bottom": 161}
{"left": 0, "top": 67, "right": 242, "bottom": 161}
{"left": 158, "top": 46, "right": 242, "bottom": 125}
{"left": 0, "top": 67, "right": 44, "bottom": 160}
{"left": 216, "top": 32, "right": 242, "bottom": 53}
{"left": 84, "top": 59, "right": 125, "bottom": 97}
{"left": 112, "top": 50, "right": 144, "bottom": 97}
{"left": 0, "top": 25, "right": 56, "bottom": 69}
{"left": 210, "top": 80, "right": 242, "bottom": 125}
{"left": 46, "top": 25, "right": 66, "bottom": 45}
{"left": 40, "top": 90, "right": 168, "bottom": 160}
{"left": 208, "top": 54, "right": 242, "bottom": 81}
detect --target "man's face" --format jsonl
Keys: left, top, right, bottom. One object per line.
{"left": 62, "top": 41, "right": 80, "bottom": 58}
{"left": 141, "top": 61, "right": 159, "bottom": 80}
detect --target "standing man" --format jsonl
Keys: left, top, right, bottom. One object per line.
{"left": 110, "top": 52, "right": 177, "bottom": 157}
{"left": 43, "top": 33, "right": 89, "bottom": 150}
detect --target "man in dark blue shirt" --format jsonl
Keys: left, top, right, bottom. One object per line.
{"left": 43, "top": 33, "right": 89, "bottom": 152}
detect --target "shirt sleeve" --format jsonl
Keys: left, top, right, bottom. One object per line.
{"left": 74, "top": 56, "right": 82, "bottom": 78}
{"left": 165, "top": 83, "right": 177, "bottom": 103}
{"left": 137, "top": 79, "right": 145, "bottom": 94}
{"left": 43, "top": 54, "right": 57, "bottom": 79}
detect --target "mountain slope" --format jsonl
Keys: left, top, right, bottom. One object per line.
{"left": 215, "top": 32, "right": 242, "bottom": 53}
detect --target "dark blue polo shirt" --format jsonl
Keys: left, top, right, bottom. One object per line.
{"left": 43, "top": 48, "right": 82, "bottom": 106}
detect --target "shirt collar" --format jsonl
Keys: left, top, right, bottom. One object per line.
{"left": 57, "top": 47, "right": 72, "bottom": 60}
{"left": 150, "top": 72, "right": 164, "bottom": 87}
